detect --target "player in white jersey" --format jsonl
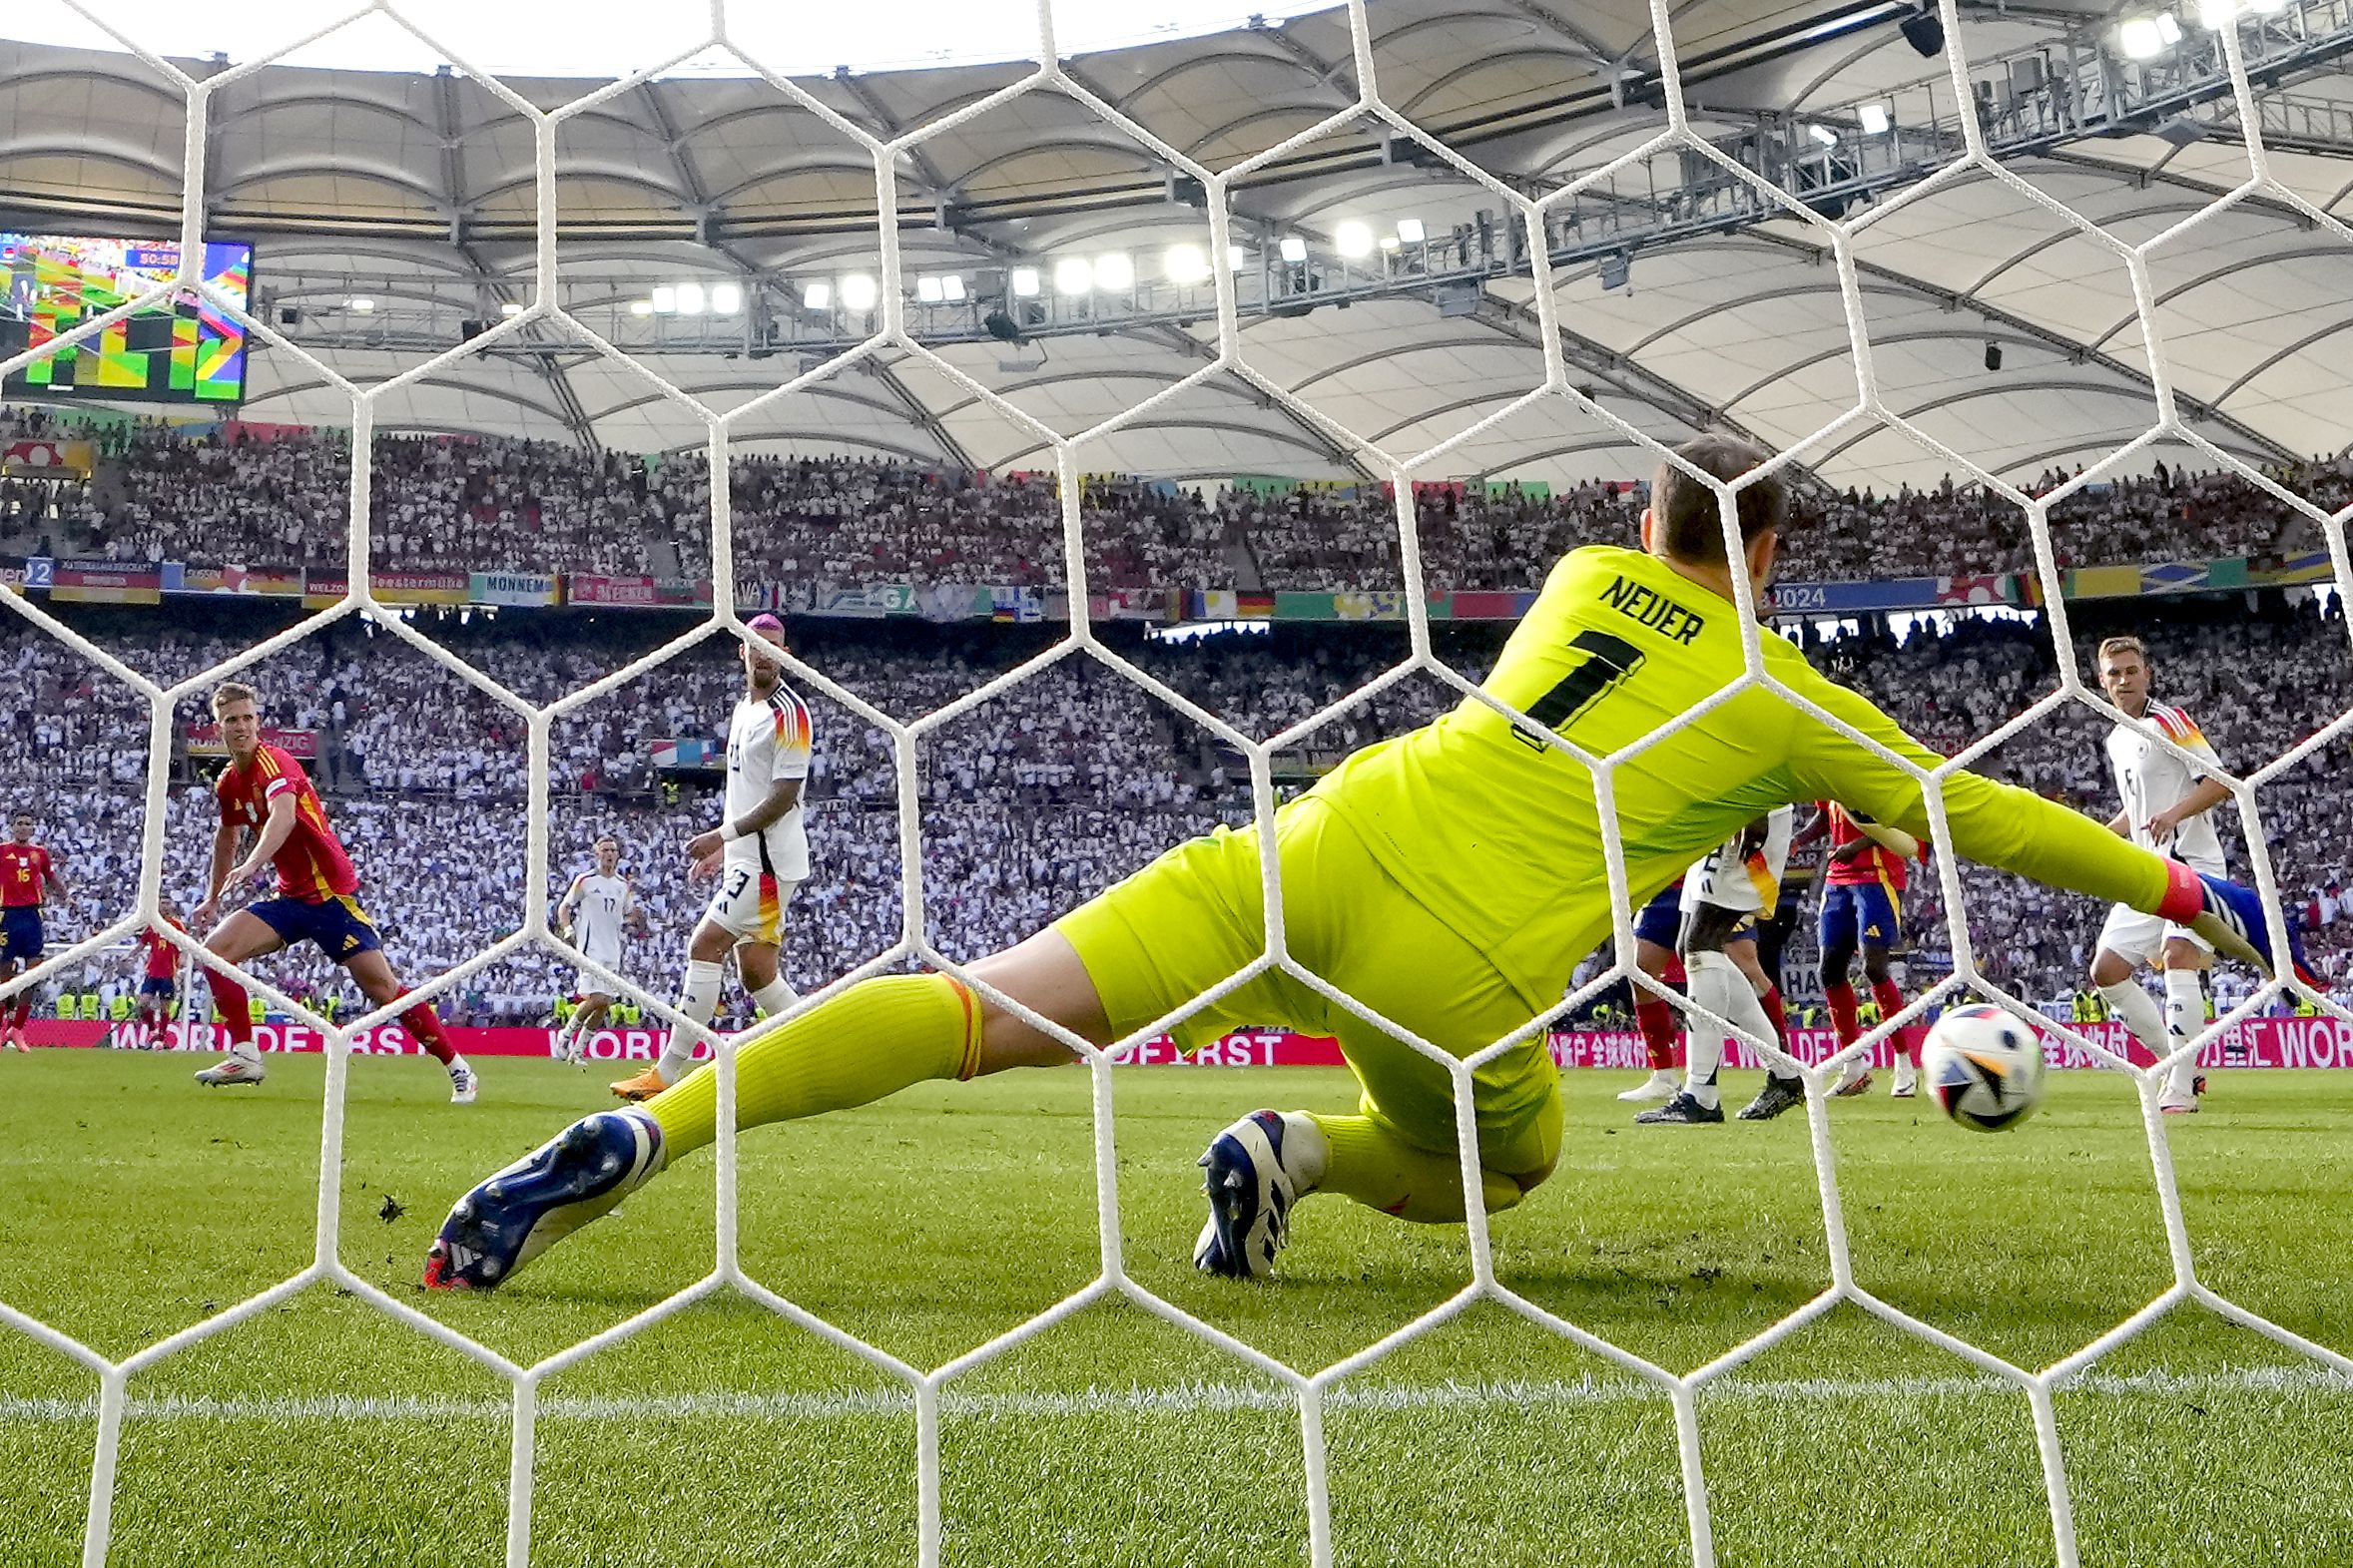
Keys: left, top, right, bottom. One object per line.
{"left": 552, "top": 834, "right": 641, "bottom": 1066}
{"left": 2087, "top": 635, "right": 2232, "bottom": 1114}
{"left": 612, "top": 615, "right": 813, "bottom": 1101}
{"left": 1637, "top": 805, "right": 1799, "bottom": 1124}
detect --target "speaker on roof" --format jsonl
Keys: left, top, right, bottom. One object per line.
{"left": 982, "top": 309, "right": 1022, "bottom": 343}
{"left": 1899, "top": 6, "right": 1944, "bottom": 57}
{"left": 1985, "top": 341, "right": 2003, "bottom": 372}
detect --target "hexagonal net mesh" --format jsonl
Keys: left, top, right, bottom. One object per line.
{"left": 0, "top": 2, "right": 2349, "bottom": 1565}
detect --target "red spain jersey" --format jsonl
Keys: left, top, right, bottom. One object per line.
{"left": 140, "top": 916, "right": 185, "bottom": 980}
{"left": 215, "top": 745, "right": 359, "bottom": 901}
{"left": 1822, "top": 801, "right": 1919, "bottom": 889}
{"left": 0, "top": 841, "right": 52, "bottom": 908}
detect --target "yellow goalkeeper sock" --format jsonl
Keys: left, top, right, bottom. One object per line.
{"left": 1307, "top": 1113, "right": 1527, "bottom": 1225}
{"left": 642, "top": 973, "right": 983, "bottom": 1160}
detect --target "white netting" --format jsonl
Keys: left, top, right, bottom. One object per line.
{"left": 1, "top": 1, "right": 2350, "bottom": 1565}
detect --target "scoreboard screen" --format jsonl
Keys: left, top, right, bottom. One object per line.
{"left": 0, "top": 232, "right": 253, "bottom": 405}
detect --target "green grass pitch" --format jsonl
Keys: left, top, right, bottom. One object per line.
{"left": 3, "top": 1053, "right": 2349, "bottom": 1566}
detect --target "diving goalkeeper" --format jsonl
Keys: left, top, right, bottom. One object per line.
{"left": 425, "top": 434, "right": 2306, "bottom": 1291}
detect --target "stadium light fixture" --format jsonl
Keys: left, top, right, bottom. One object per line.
{"left": 940, "top": 274, "right": 966, "bottom": 302}
{"left": 1009, "top": 265, "right": 1041, "bottom": 297}
{"left": 840, "top": 273, "right": 878, "bottom": 311}
{"left": 628, "top": 299, "right": 654, "bottom": 316}
{"left": 1164, "top": 243, "right": 1210, "bottom": 283}
{"left": 650, "top": 284, "right": 677, "bottom": 314}
{"left": 1808, "top": 123, "right": 1839, "bottom": 147}
{"left": 1335, "top": 220, "right": 1374, "bottom": 258}
{"left": 2249, "top": 0, "right": 2287, "bottom": 11}
{"left": 710, "top": 280, "right": 743, "bottom": 314}
{"left": 1858, "top": 102, "right": 1891, "bottom": 135}
{"left": 2119, "top": 15, "right": 2163, "bottom": 55}
{"left": 1054, "top": 257, "right": 1094, "bottom": 294}
{"left": 916, "top": 274, "right": 944, "bottom": 303}
{"left": 2157, "top": 11, "right": 2182, "bottom": 42}
{"left": 1394, "top": 217, "right": 1425, "bottom": 244}
{"left": 499, "top": 300, "right": 522, "bottom": 316}
{"left": 1226, "top": 244, "right": 1249, "bottom": 271}
{"left": 1279, "top": 235, "right": 1308, "bottom": 262}
{"left": 1379, "top": 235, "right": 1400, "bottom": 253}
{"left": 803, "top": 280, "right": 832, "bottom": 311}
{"left": 347, "top": 296, "right": 375, "bottom": 313}
{"left": 674, "top": 280, "right": 706, "bottom": 315}
{"left": 1094, "top": 252, "right": 1135, "bottom": 291}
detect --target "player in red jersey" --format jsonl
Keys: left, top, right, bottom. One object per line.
{"left": 0, "top": 809, "right": 69, "bottom": 1050}
{"left": 110, "top": 901, "right": 188, "bottom": 1049}
{"left": 187, "top": 683, "right": 475, "bottom": 1101}
{"left": 1802, "top": 800, "right": 1926, "bottom": 1098}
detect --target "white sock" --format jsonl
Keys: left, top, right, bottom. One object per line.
{"left": 750, "top": 976, "right": 801, "bottom": 1019}
{"left": 2098, "top": 977, "right": 2169, "bottom": 1069}
{"left": 230, "top": 1039, "right": 264, "bottom": 1067}
{"left": 2162, "top": 968, "right": 2205, "bottom": 1100}
{"left": 1683, "top": 951, "right": 1770, "bottom": 1110}
{"left": 654, "top": 959, "right": 724, "bottom": 1082}
{"left": 446, "top": 1052, "right": 470, "bottom": 1079}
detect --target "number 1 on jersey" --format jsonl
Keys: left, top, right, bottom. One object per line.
{"left": 1512, "top": 629, "right": 1647, "bottom": 751}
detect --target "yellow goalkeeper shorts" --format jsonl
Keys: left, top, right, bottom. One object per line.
{"left": 1054, "top": 795, "right": 1562, "bottom": 1178}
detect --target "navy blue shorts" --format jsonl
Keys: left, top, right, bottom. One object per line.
{"left": 250, "top": 894, "right": 381, "bottom": 962}
{"left": 0, "top": 906, "right": 43, "bottom": 965}
{"left": 138, "top": 976, "right": 177, "bottom": 1001}
{"left": 1632, "top": 879, "right": 1684, "bottom": 948}
{"left": 1818, "top": 882, "right": 1902, "bottom": 953}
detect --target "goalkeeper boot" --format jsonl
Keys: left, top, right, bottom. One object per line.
{"left": 1194, "top": 1110, "right": 1317, "bottom": 1280}
{"left": 1736, "top": 1074, "right": 1807, "bottom": 1121}
{"left": 2181, "top": 871, "right": 2322, "bottom": 989}
{"left": 1634, "top": 1090, "right": 1723, "bottom": 1125}
{"left": 424, "top": 1108, "right": 664, "bottom": 1291}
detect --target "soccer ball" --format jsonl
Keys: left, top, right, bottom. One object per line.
{"left": 1921, "top": 1003, "right": 2047, "bottom": 1133}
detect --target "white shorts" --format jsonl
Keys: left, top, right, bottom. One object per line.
{"left": 571, "top": 935, "right": 623, "bottom": 995}
{"left": 2096, "top": 902, "right": 2213, "bottom": 968}
{"left": 1680, "top": 810, "right": 1794, "bottom": 919}
{"left": 703, "top": 863, "right": 799, "bottom": 945}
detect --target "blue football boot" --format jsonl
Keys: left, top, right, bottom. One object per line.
{"left": 424, "top": 1108, "right": 663, "bottom": 1291}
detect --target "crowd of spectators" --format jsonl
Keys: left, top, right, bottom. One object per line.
{"left": 7, "top": 588, "right": 2347, "bottom": 1032}
{"left": 12, "top": 406, "right": 2346, "bottom": 594}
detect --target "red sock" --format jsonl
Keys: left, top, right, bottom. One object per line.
{"left": 1761, "top": 985, "right": 1789, "bottom": 1049}
{"left": 207, "top": 967, "right": 255, "bottom": 1048}
{"left": 1824, "top": 981, "right": 1860, "bottom": 1047}
{"left": 1872, "top": 978, "right": 1920, "bottom": 1066}
{"left": 395, "top": 988, "right": 456, "bottom": 1066}
{"left": 1634, "top": 994, "right": 1678, "bottom": 1071}
{"left": 11, "top": 995, "right": 30, "bottom": 1030}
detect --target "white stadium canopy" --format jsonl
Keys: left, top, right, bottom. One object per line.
{"left": 0, "top": 0, "right": 2347, "bottom": 491}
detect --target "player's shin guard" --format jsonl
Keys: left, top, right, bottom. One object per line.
{"left": 1871, "top": 977, "right": 1917, "bottom": 1066}
{"left": 641, "top": 972, "right": 983, "bottom": 1160}
{"left": 1824, "top": 981, "right": 1860, "bottom": 1047}
{"left": 653, "top": 959, "right": 725, "bottom": 1083}
{"left": 394, "top": 987, "right": 456, "bottom": 1065}
{"left": 205, "top": 966, "right": 257, "bottom": 1052}
{"left": 1634, "top": 994, "right": 1678, "bottom": 1072}
{"left": 749, "top": 976, "right": 800, "bottom": 1019}
{"left": 2098, "top": 977, "right": 2169, "bottom": 1068}
{"left": 1308, "top": 1113, "right": 1531, "bottom": 1224}
{"left": 2162, "top": 967, "right": 2205, "bottom": 1101}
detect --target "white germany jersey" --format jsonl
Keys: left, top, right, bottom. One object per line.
{"left": 725, "top": 684, "right": 814, "bottom": 882}
{"left": 1680, "top": 803, "right": 1795, "bottom": 916}
{"left": 568, "top": 871, "right": 631, "bottom": 965}
{"left": 2105, "top": 703, "right": 2226, "bottom": 873}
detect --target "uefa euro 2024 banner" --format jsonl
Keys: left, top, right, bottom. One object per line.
{"left": 27, "top": 1015, "right": 2353, "bottom": 1070}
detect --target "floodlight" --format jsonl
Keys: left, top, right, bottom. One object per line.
{"left": 803, "top": 281, "right": 832, "bottom": 310}
{"left": 1164, "top": 244, "right": 1211, "bottom": 283}
{"left": 710, "top": 281, "right": 743, "bottom": 314}
{"left": 1859, "top": 103, "right": 1891, "bottom": 135}
{"left": 1395, "top": 217, "right": 1425, "bottom": 243}
{"left": 1054, "top": 257, "right": 1094, "bottom": 294}
{"left": 1009, "top": 266, "right": 1041, "bottom": 297}
{"left": 650, "top": 284, "right": 677, "bottom": 314}
{"left": 1279, "top": 235, "right": 1308, "bottom": 262}
{"left": 1335, "top": 221, "right": 1374, "bottom": 258}
{"left": 840, "top": 273, "right": 878, "bottom": 311}
{"left": 1093, "top": 253, "right": 1134, "bottom": 291}
{"left": 674, "top": 281, "right": 706, "bottom": 315}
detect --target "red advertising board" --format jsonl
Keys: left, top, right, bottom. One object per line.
{"left": 569, "top": 575, "right": 714, "bottom": 608}
{"left": 23, "top": 1016, "right": 2353, "bottom": 1070}
{"left": 184, "top": 724, "right": 317, "bottom": 759}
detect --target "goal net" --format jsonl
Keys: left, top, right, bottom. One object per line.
{"left": 0, "top": 2, "right": 2347, "bottom": 1565}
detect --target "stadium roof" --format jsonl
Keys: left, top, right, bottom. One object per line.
{"left": 0, "top": 0, "right": 2349, "bottom": 493}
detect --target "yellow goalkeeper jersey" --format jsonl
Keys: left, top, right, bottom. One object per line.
{"left": 1313, "top": 544, "right": 2168, "bottom": 1007}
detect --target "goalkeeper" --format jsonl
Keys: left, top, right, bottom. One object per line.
{"left": 426, "top": 435, "right": 2309, "bottom": 1291}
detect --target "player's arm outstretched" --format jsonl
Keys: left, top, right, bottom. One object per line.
{"left": 1779, "top": 676, "right": 2305, "bottom": 982}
